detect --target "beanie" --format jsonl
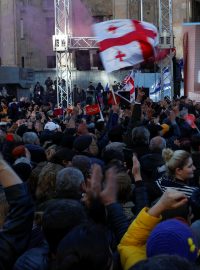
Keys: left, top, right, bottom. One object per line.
{"left": 12, "top": 145, "right": 26, "bottom": 159}
{"left": 146, "top": 219, "right": 198, "bottom": 262}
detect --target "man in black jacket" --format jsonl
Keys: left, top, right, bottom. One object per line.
{"left": 140, "top": 136, "right": 166, "bottom": 183}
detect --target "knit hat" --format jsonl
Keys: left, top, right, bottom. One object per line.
{"left": 44, "top": 121, "right": 60, "bottom": 131}
{"left": 12, "top": 145, "right": 26, "bottom": 159}
{"left": 13, "top": 162, "right": 32, "bottom": 182}
{"left": 73, "top": 135, "right": 92, "bottom": 152}
{"left": 146, "top": 219, "right": 198, "bottom": 262}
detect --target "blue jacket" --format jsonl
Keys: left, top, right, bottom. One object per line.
{"left": 14, "top": 242, "right": 49, "bottom": 270}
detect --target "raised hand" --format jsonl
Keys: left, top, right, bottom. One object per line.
{"left": 81, "top": 164, "right": 103, "bottom": 208}
{"left": 100, "top": 167, "right": 118, "bottom": 206}
{"left": 148, "top": 188, "right": 188, "bottom": 218}
{"left": 158, "top": 188, "right": 188, "bottom": 210}
{"left": 132, "top": 154, "right": 141, "bottom": 181}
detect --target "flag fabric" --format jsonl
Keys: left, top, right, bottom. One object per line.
{"left": 107, "top": 92, "right": 120, "bottom": 105}
{"left": 93, "top": 19, "right": 158, "bottom": 73}
{"left": 150, "top": 67, "right": 171, "bottom": 95}
{"left": 105, "top": 83, "right": 110, "bottom": 92}
{"left": 53, "top": 108, "right": 63, "bottom": 117}
{"left": 85, "top": 104, "right": 100, "bottom": 115}
{"left": 185, "top": 114, "right": 197, "bottom": 129}
{"left": 121, "top": 71, "right": 135, "bottom": 102}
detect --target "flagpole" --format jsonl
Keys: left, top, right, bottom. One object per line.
{"left": 95, "top": 93, "right": 104, "bottom": 121}
{"left": 140, "top": 0, "right": 143, "bottom": 21}
{"left": 95, "top": 92, "right": 104, "bottom": 121}
{"left": 115, "top": 91, "right": 131, "bottom": 104}
{"left": 107, "top": 77, "right": 117, "bottom": 105}
{"left": 110, "top": 86, "right": 117, "bottom": 104}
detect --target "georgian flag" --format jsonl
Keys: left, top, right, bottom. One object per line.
{"left": 121, "top": 71, "right": 135, "bottom": 102}
{"left": 93, "top": 19, "right": 158, "bottom": 73}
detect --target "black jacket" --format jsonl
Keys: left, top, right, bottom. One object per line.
{"left": 0, "top": 183, "right": 34, "bottom": 270}
{"left": 140, "top": 152, "right": 165, "bottom": 182}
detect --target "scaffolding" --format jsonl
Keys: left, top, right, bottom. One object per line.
{"left": 53, "top": 0, "right": 174, "bottom": 106}
{"left": 158, "top": 0, "right": 174, "bottom": 98}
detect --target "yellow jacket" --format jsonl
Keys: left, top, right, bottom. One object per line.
{"left": 118, "top": 207, "right": 162, "bottom": 270}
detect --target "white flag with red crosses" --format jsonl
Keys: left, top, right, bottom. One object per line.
{"left": 93, "top": 19, "right": 158, "bottom": 73}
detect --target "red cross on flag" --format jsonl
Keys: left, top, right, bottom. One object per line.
{"left": 93, "top": 19, "right": 158, "bottom": 73}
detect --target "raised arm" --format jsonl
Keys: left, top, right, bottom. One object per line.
{"left": 0, "top": 157, "right": 34, "bottom": 270}
{"left": 118, "top": 189, "right": 188, "bottom": 270}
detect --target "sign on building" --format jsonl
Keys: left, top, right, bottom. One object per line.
{"left": 52, "top": 35, "right": 68, "bottom": 51}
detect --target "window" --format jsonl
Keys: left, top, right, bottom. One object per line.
{"left": 46, "top": 17, "right": 55, "bottom": 36}
{"left": 21, "top": 57, "right": 25, "bottom": 68}
{"left": 92, "top": 51, "right": 103, "bottom": 70}
{"left": 75, "top": 51, "right": 91, "bottom": 70}
{"left": 20, "top": 18, "right": 24, "bottom": 39}
{"left": 47, "top": 56, "right": 56, "bottom": 68}
{"left": 43, "top": 0, "right": 54, "bottom": 10}
{"left": 92, "top": 15, "right": 112, "bottom": 23}
{"left": 93, "top": 16, "right": 104, "bottom": 23}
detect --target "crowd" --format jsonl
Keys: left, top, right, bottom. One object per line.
{"left": 0, "top": 80, "right": 199, "bottom": 270}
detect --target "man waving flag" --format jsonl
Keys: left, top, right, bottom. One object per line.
{"left": 93, "top": 19, "right": 158, "bottom": 73}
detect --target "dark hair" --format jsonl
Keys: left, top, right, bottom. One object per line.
{"left": 56, "top": 223, "right": 112, "bottom": 270}
{"left": 129, "top": 255, "right": 197, "bottom": 270}
{"left": 102, "top": 149, "right": 124, "bottom": 164}
{"left": 50, "top": 147, "right": 75, "bottom": 165}
{"left": 42, "top": 199, "right": 87, "bottom": 253}
{"left": 151, "top": 199, "right": 190, "bottom": 222}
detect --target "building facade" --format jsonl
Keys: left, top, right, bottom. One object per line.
{"left": 0, "top": 0, "right": 199, "bottom": 89}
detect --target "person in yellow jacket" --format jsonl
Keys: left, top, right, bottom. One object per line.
{"left": 118, "top": 189, "right": 199, "bottom": 270}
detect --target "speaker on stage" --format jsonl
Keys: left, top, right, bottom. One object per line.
{"left": 75, "top": 50, "right": 91, "bottom": 70}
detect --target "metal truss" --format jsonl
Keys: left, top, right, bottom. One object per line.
{"left": 53, "top": 0, "right": 72, "bottom": 107}
{"left": 69, "top": 37, "right": 98, "bottom": 49}
{"left": 158, "top": 0, "right": 174, "bottom": 98}
{"left": 53, "top": 0, "right": 98, "bottom": 107}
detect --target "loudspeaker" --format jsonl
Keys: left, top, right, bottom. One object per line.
{"left": 75, "top": 50, "right": 91, "bottom": 70}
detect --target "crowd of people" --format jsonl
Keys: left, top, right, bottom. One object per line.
{"left": 0, "top": 80, "right": 199, "bottom": 270}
